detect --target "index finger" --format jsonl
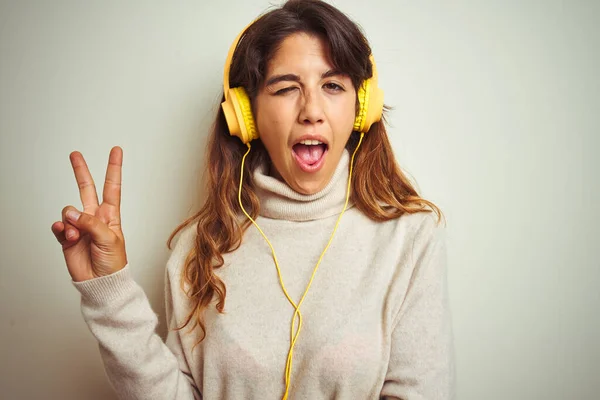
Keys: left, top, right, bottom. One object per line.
{"left": 70, "top": 151, "right": 100, "bottom": 211}
{"left": 102, "top": 146, "right": 123, "bottom": 210}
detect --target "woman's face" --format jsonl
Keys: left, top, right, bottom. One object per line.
{"left": 254, "top": 32, "right": 356, "bottom": 195}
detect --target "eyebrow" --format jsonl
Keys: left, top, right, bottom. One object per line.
{"left": 265, "top": 70, "right": 344, "bottom": 87}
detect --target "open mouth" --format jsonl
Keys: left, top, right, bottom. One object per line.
{"left": 292, "top": 139, "right": 328, "bottom": 173}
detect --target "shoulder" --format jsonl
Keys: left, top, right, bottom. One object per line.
{"left": 406, "top": 210, "right": 444, "bottom": 239}
{"left": 165, "top": 221, "right": 199, "bottom": 277}
{"left": 384, "top": 209, "right": 445, "bottom": 241}
{"left": 399, "top": 211, "right": 447, "bottom": 271}
{"left": 392, "top": 210, "right": 446, "bottom": 259}
{"left": 348, "top": 208, "right": 444, "bottom": 255}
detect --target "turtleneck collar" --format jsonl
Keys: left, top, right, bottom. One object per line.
{"left": 252, "top": 150, "right": 354, "bottom": 221}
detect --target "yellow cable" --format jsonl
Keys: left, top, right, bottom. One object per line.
{"left": 239, "top": 144, "right": 302, "bottom": 313}
{"left": 238, "top": 133, "right": 365, "bottom": 399}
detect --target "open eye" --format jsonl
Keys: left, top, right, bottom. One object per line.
{"left": 324, "top": 82, "right": 344, "bottom": 92}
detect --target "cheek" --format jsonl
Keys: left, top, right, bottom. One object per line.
{"left": 254, "top": 96, "right": 296, "bottom": 141}
{"left": 331, "top": 94, "right": 357, "bottom": 133}
{"left": 255, "top": 98, "right": 291, "bottom": 149}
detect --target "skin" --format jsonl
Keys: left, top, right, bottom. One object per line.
{"left": 51, "top": 147, "right": 127, "bottom": 282}
{"left": 253, "top": 32, "right": 356, "bottom": 195}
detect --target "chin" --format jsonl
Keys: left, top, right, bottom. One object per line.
{"left": 292, "top": 181, "right": 324, "bottom": 195}
{"left": 288, "top": 169, "right": 332, "bottom": 195}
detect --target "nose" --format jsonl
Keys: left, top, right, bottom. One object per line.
{"left": 298, "top": 89, "right": 325, "bottom": 125}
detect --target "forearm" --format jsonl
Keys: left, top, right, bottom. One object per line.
{"left": 73, "top": 265, "right": 199, "bottom": 400}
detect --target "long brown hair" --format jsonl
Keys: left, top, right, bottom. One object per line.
{"left": 167, "top": 0, "right": 442, "bottom": 345}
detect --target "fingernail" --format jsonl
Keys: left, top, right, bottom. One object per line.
{"left": 66, "top": 230, "right": 75, "bottom": 240}
{"left": 66, "top": 210, "right": 81, "bottom": 222}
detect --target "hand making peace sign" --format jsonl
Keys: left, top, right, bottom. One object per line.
{"left": 51, "top": 146, "right": 128, "bottom": 282}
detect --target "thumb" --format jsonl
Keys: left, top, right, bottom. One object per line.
{"left": 63, "top": 206, "right": 114, "bottom": 243}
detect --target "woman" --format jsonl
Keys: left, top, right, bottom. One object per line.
{"left": 51, "top": 0, "right": 455, "bottom": 398}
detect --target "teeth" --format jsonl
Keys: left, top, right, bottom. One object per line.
{"left": 299, "top": 139, "right": 323, "bottom": 145}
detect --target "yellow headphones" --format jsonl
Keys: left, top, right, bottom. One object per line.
{"left": 221, "top": 22, "right": 385, "bottom": 143}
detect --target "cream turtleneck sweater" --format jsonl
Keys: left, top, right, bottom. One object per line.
{"left": 73, "top": 150, "right": 456, "bottom": 399}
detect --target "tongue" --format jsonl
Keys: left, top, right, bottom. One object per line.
{"left": 294, "top": 144, "right": 325, "bottom": 164}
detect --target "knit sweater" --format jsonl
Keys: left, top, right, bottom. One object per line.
{"left": 73, "top": 150, "right": 456, "bottom": 400}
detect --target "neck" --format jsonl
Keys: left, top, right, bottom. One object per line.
{"left": 252, "top": 150, "right": 353, "bottom": 222}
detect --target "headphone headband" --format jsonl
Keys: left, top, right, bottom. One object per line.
{"left": 223, "top": 21, "right": 254, "bottom": 101}
{"left": 223, "top": 22, "right": 379, "bottom": 98}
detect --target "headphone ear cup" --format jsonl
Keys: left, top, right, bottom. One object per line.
{"left": 353, "top": 80, "right": 370, "bottom": 132}
{"left": 221, "top": 87, "right": 259, "bottom": 144}
{"left": 353, "top": 78, "right": 384, "bottom": 134}
{"left": 361, "top": 83, "right": 384, "bottom": 133}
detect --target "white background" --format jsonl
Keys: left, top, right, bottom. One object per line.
{"left": 1, "top": 1, "right": 598, "bottom": 399}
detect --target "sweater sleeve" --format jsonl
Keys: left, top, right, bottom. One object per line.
{"left": 72, "top": 259, "right": 201, "bottom": 400}
{"left": 380, "top": 215, "right": 457, "bottom": 400}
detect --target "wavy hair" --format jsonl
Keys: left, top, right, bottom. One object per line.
{"left": 167, "top": 0, "right": 443, "bottom": 346}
